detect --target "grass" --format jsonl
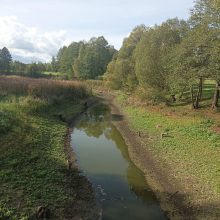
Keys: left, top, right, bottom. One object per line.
{"left": 0, "top": 76, "right": 94, "bottom": 219}
{"left": 117, "top": 92, "right": 220, "bottom": 199}
{"left": 42, "top": 72, "right": 64, "bottom": 76}
{"left": 174, "top": 80, "right": 216, "bottom": 107}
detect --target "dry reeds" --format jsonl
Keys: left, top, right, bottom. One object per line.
{"left": 0, "top": 76, "right": 89, "bottom": 101}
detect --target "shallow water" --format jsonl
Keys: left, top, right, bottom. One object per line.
{"left": 71, "top": 104, "right": 166, "bottom": 220}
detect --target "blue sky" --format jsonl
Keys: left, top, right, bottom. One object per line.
{"left": 0, "top": 0, "right": 195, "bottom": 63}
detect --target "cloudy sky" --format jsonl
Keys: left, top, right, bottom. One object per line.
{"left": 0, "top": 0, "right": 195, "bottom": 63}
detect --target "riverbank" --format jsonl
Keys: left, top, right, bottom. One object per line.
{"left": 0, "top": 76, "right": 98, "bottom": 219}
{"left": 97, "top": 90, "right": 220, "bottom": 220}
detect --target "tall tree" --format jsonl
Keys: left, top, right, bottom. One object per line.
{"left": 168, "top": 0, "right": 220, "bottom": 108}
{"left": 105, "top": 25, "right": 146, "bottom": 90}
{"left": 135, "top": 19, "right": 187, "bottom": 92}
{"left": 51, "top": 56, "right": 58, "bottom": 72}
{"left": 73, "top": 37, "right": 116, "bottom": 79}
{"left": 0, "top": 47, "right": 12, "bottom": 73}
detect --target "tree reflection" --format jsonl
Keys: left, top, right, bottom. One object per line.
{"left": 76, "top": 103, "right": 158, "bottom": 205}
{"left": 104, "top": 125, "right": 158, "bottom": 204}
{"left": 76, "top": 104, "right": 111, "bottom": 138}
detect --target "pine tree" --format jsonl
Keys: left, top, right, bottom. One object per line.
{"left": 0, "top": 47, "right": 12, "bottom": 73}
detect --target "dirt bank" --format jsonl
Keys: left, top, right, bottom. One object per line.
{"left": 98, "top": 92, "right": 220, "bottom": 220}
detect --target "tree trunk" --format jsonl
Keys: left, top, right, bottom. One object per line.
{"left": 211, "top": 81, "right": 220, "bottom": 109}
{"left": 194, "top": 77, "right": 203, "bottom": 109}
{"left": 199, "top": 77, "right": 203, "bottom": 100}
{"left": 191, "top": 85, "right": 196, "bottom": 109}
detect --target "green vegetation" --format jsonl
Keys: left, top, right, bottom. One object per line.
{"left": 1, "top": 36, "right": 116, "bottom": 81}
{"left": 104, "top": 0, "right": 220, "bottom": 109}
{"left": 0, "top": 47, "right": 12, "bottom": 73}
{"left": 117, "top": 92, "right": 220, "bottom": 199}
{"left": 56, "top": 36, "right": 116, "bottom": 79}
{"left": 0, "top": 76, "right": 95, "bottom": 219}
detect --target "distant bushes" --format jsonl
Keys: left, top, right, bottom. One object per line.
{"left": 0, "top": 76, "right": 89, "bottom": 101}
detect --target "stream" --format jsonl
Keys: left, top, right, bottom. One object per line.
{"left": 71, "top": 104, "right": 166, "bottom": 220}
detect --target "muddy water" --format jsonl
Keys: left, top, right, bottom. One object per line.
{"left": 71, "top": 104, "right": 166, "bottom": 220}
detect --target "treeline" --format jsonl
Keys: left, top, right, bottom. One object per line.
{"left": 54, "top": 36, "right": 116, "bottom": 79}
{"left": 0, "top": 47, "right": 55, "bottom": 77}
{"left": 0, "top": 36, "right": 116, "bottom": 80}
{"left": 104, "top": 0, "right": 220, "bottom": 109}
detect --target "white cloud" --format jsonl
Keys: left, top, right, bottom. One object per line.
{"left": 0, "top": 16, "right": 69, "bottom": 63}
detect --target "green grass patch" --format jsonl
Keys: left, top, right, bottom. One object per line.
{"left": 118, "top": 93, "right": 220, "bottom": 196}
{"left": 0, "top": 76, "right": 92, "bottom": 219}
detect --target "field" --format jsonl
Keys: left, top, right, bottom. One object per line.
{"left": 0, "top": 76, "right": 96, "bottom": 219}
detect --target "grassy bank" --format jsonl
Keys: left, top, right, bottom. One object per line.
{"left": 116, "top": 92, "right": 220, "bottom": 217}
{"left": 0, "top": 76, "right": 96, "bottom": 219}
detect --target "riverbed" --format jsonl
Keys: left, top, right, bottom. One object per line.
{"left": 71, "top": 104, "right": 166, "bottom": 220}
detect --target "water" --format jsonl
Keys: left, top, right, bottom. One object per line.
{"left": 71, "top": 104, "right": 166, "bottom": 220}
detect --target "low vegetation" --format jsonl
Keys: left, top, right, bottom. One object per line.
{"left": 0, "top": 76, "right": 96, "bottom": 219}
{"left": 116, "top": 92, "right": 220, "bottom": 216}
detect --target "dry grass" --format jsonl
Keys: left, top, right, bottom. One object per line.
{"left": 0, "top": 76, "right": 89, "bottom": 101}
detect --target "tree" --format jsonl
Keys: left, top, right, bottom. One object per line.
{"left": 0, "top": 47, "right": 12, "bottom": 73}
{"left": 73, "top": 37, "right": 116, "bottom": 79}
{"left": 51, "top": 56, "right": 58, "bottom": 72}
{"left": 26, "top": 63, "right": 41, "bottom": 75}
{"left": 105, "top": 25, "right": 146, "bottom": 90}
{"left": 11, "top": 61, "right": 26, "bottom": 74}
{"left": 169, "top": 0, "right": 220, "bottom": 108}
{"left": 135, "top": 19, "right": 187, "bottom": 92}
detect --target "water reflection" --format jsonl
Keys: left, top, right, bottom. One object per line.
{"left": 72, "top": 104, "right": 166, "bottom": 220}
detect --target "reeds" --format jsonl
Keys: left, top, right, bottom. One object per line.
{"left": 0, "top": 76, "right": 89, "bottom": 101}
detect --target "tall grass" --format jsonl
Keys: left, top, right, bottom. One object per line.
{"left": 0, "top": 76, "right": 89, "bottom": 101}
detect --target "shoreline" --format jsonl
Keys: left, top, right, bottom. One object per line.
{"left": 64, "top": 96, "right": 102, "bottom": 220}
{"left": 98, "top": 91, "right": 219, "bottom": 220}
{"left": 67, "top": 91, "right": 220, "bottom": 220}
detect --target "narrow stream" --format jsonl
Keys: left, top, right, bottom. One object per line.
{"left": 71, "top": 104, "right": 166, "bottom": 220}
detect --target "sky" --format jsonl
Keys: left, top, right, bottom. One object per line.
{"left": 0, "top": 0, "right": 195, "bottom": 63}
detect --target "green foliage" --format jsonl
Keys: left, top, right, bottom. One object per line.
{"left": 105, "top": 25, "right": 146, "bottom": 90}
{"left": 0, "top": 47, "right": 12, "bottom": 73}
{"left": 55, "top": 37, "right": 116, "bottom": 80}
{"left": 105, "top": 0, "right": 220, "bottom": 107}
{"left": 73, "top": 37, "right": 116, "bottom": 79}
{"left": 135, "top": 19, "right": 187, "bottom": 91}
